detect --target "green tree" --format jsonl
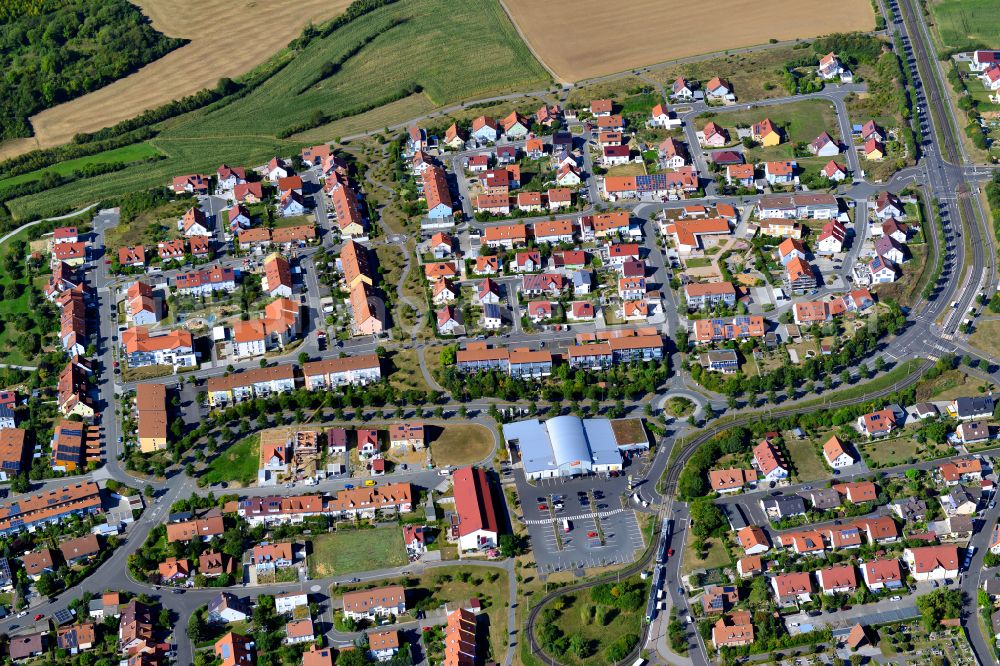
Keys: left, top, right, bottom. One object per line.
{"left": 498, "top": 534, "right": 522, "bottom": 557}
{"left": 689, "top": 500, "right": 725, "bottom": 539}
{"left": 36, "top": 571, "right": 57, "bottom": 597}
{"left": 915, "top": 588, "right": 962, "bottom": 631}
{"left": 337, "top": 647, "right": 369, "bottom": 666}
{"left": 748, "top": 575, "right": 770, "bottom": 607}
{"left": 188, "top": 609, "right": 207, "bottom": 641}
{"left": 10, "top": 473, "right": 29, "bottom": 494}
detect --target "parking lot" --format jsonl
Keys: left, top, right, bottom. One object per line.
{"left": 526, "top": 487, "right": 648, "bottom": 574}
{"left": 509, "top": 454, "right": 654, "bottom": 574}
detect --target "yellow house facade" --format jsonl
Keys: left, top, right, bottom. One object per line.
{"left": 136, "top": 383, "right": 168, "bottom": 453}
{"left": 752, "top": 118, "right": 782, "bottom": 147}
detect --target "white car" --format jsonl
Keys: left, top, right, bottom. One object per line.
{"left": 890, "top": 595, "right": 901, "bottom": 601}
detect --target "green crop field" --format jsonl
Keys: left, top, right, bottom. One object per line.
{"left": 7, "top": 0, "right": 550, "bottom": 222}
{"left": 0, "top": 144, "right": 160, "bottom": 191}
{"left": 930, "top": 0, "right": 1000, "bottom": 52}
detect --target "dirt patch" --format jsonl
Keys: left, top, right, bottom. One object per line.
{"left": 502, "top": 0, "right": 873, "bottom": 81}
{"left": 430, "top": 424, "right": 495, "bottom": 467}
{"left": 1, "top": 0, "right": 351, "bottom": 157}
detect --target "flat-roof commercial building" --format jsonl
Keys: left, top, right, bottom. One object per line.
{"left": 503, "top": 415, "right": 626, "bottom": 480}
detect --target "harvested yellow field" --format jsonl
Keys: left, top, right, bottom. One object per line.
{"left": 0, "top": 0, "right": 350, "bottom": 159}
{"left": 502, "top": 0, "right": 873, "bottom": 81}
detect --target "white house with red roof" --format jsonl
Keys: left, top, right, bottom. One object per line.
{"left": 816, "top": 565, "right": 857, "bottom": 595}
{"left": 52, "top": 227, "right": 79, "bottom": 245}
{"left": 568, "top": 301, "right": 596, "bottom": 322}
{"left": 973, "top": 50, "right": 1000, "bottom": 72}
{"left": 216, "top": 165, "right": 246, "bottom": 194}
{"left": 265, "top": 158, "right": 289, "bottom": 182}
{"left": 821, "top": 160, "right": 847, "bottom": 182}
{"left": 451, "top": 466, "right": 499, "bottom": 552}
{"left": 737, "top": 526, "right": 770, "bottom": 555}
{"left": 808, "top": 132, "right": 840, "bottom": 157}
{"left": 437, "top": 306, "right": 462, "bottom": 336}
{"left": 857, "top": 408, "right": 897, "bottom": 438}
{"left": 403, "top": 525, "right": 428, "bottom": 556}
{"left": 705, "top": 77, "right": 734, "bottom": 101}
{"left": 770, "top": 572, "right": 814, "bottom": 605}
{"left": 861, "top": 559, "right": 904, "bottom": 591}
{"left": 818, "top": 52, "right": 843, "bottom": 79}
{"left": 981, "top": 65, "right": 1000, "bottom": 91}
{"left": 172, "top": 174, "right": 210, "bottom": 194}
{"left": 904, "top": 545, "right": 960, "bottom": 582}
{"left": 671, "top": 78, "right": 695, "bottom": 99}
{"left": 648, "top": 105, "right": 681, "bottom": 129}
{"left": 470, "top": 116, "right": 500, "bottom": 143}
{"left": 816, "top": 220, "right": 847, "bottom": 254}
{"left": 989, "top": 525, "right": 1000, "bottom": 555}
{"left": 179, "top": 208, "right": 211, "bottom": 237}
{"left": 822, "top": 436, "right": 855, "bottom": 468}
{"left": 752, "top": 440, "right": 788, "bottom": 483}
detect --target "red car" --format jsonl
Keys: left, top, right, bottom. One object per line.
{"left": 537, "top": 504, "right": 547, "bottom": 511}
{"left": 667, "top": 548, "right": 674, "bottom": 557}
{"left": 33, "top": 614, "right": 43, "bottom": 621}
{"left": 587, "top": 531, "right": 599, "bottom": 538}
{"left": 422, "top": 626, "right": 432, "bottom": 633}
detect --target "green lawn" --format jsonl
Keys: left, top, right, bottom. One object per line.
{"left": 0, "top": 143, "right": 160, "bottom": 191}
{"left": 701, "top": 99, "right": 840, "bottom": 161}
{"left": 929, "top": 0, "right": 1000, "bottom": 52}
{"left": 858, "top": 436, "right": 920, "bottom": 467}
{"left": 785, "top": 437, "right": 828, "bottom": 482}
{"left": 681, "top": 530, "right": 731, "bottom": 575}
{"left": 6, "top": 0, "right": 550, "bottom": 222}
{"left": 310, "top": 527, "right": 407, "bottom": 577}
{"left": 684, "top": 257, "right": 713, "bottom": 268}
{"left": 201, "top": 433, "right": 259, "bottom": 486}
{"left": 619, "top": 93, "right": 660, "bottom": 116}
{"left": 970, "top": 320, "right": 1000, "bottom": 361}
{"left": 271, "top": 214, "right": 314, "bottom": 229}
